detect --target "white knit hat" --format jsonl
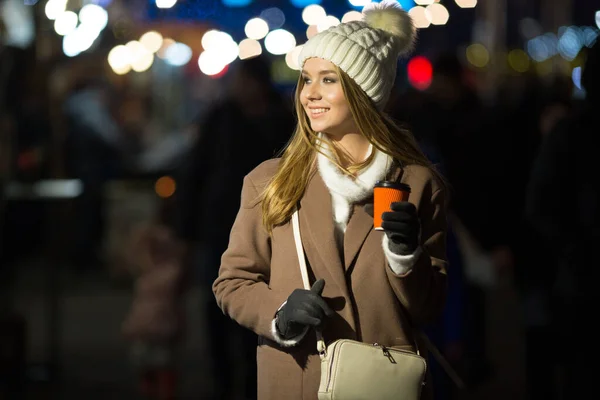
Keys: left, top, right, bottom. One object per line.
{"left": 298, "top": 1, "right": 417, "bottom": 109}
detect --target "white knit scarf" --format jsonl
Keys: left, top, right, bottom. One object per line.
{"left": 316, "top": 134, "right": 393, "bottom": 246}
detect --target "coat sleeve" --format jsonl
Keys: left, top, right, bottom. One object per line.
{"left": 212, "top": 174, "right": 290, "bottom": 339}
{"left": 385, "top": 187, "right": 448, "bottom": 326}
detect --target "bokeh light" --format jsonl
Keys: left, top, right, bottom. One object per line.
{"left": 302, "top": 4, "right": 326, "bottom": 25}
{"left": 409, "top": 6, "right": 431, "bottom": 29}
{"left": 264, "top": 29, "right": 296, "bottom": 55}
{"left": 45, "top": 0, "right": 68, "bottom": 20}
{"left": 54, "top": 11, "right": 78, "bottom": 36}
{"left": 260, "top": 7, "right": 286, "bottom": 30}
{"left": 455, "top": 0, "right": 477, "bottom": 8}
{"left": 155, "top": 176, "right": 176, "bottom": 198}
{"left": 348, "top": 0, "right": 371, "bottom": 6}
{"left": 198, "top": 50, "right": 228, "bottom": 76}
{"left": 466, "top": 43, "right": 489, "bottom": 67}
{"left": 407, "top": 56, "right": 433, "bottom": 90}
{"left": 157, "top": 38, "right": 176, "bottom": 59}
{"left": 108, "top": 45, "right": 132, "bottom": 75}
{"left": 342, "top": 11, "right": 363, "bottom": 23}
{"left": 306, "top": 25, "right": 318, "bottom": 39}
{"left": 245, "top": 18, "right": 269, "bottom": 40}
{"left": 285, "top": 45, "right": 304, "bottom": 70}
{"left": 426, "top": 3, "right": 449, "bottom": 25}
{"left": 291, "top": 0, "right": 322, "bottom": 7}
{"left": 156, "top": 0, "right": 177, "bottom": 9}
{"left": 238, "top": 38, "right": 262, "bottom": 60}
{"left": 317, "top": 16, "right": 341, "bottom": 32}
{"left": 164, "top": 42, "right": 192, "bottom": 66}
{"left": 572, "top": 66, "right": 582, "bottom": 89}
{"left": 222, "top": 0, "right": 252, "bottom": 6}
{"left": 507, "top": 49, "right": 530, "bottom": 72}
{"left": 140, "top": 31, "right": 163, "bottom": 53}
{"left": 79, "top": 4, "right": 108, "bottom": 32}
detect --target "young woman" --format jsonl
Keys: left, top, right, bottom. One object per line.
{"left": 213, "top": 3, "right": 448, "bottom": 399}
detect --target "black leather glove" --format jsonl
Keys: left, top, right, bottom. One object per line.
{"left": 365, "top": 202, "right": 420, "bottom": 255}
{"left": 275, "top": 279, "right": 334, "bottom": 339}
{"left": 382, "top": 201, "right": 420, "bottom": 255}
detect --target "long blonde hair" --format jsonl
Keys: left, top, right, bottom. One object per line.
{"left": 261, "top": 64, "right": 445, "bottom": 233}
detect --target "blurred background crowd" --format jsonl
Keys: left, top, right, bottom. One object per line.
{"left": 0, "top": 0, "right": 598, "bottom": 399}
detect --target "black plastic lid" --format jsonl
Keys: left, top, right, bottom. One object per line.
{"left": 374, "top": 180, "right": 411, "bottom": 192}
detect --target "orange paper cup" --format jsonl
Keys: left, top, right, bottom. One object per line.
{"left": 373, "top": 181, "right": 411, "bottom": 231}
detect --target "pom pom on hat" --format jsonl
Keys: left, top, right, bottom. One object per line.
{"left": 298, "top": 0, "right": 419, "bottom": 108}
{"left": 363, "top": 0, "right": 417, "bottom": 56}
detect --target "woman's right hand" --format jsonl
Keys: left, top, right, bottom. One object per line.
{"left": 275, "top": 279, "right": 334, "bottom": 339}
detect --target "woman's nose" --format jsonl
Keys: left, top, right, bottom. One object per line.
{"left": 305, "top": 85, "right": 321, "bottom": 101}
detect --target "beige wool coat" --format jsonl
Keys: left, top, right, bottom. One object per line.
{"left": 213, "top": 158, "right": 448, "bottom": 400}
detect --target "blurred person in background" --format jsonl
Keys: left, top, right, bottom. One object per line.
{"left": 63, "top": 78, "right": 131, "bottom": 272}
{"left": 63, "top": 79, "right": 116, "bottom": 268}
{"left": 492, "top": 68, "right": 573, "bottom": 400}
{"left": 1, "top": 28, "right": 44, "bottom": 397}
{"left": 170, "top": 55, "right": 292, "bottom": 400}
{"left": 416, "top": 52, "right": 571, "bottom": 398}
{"left": 392, "top": 52, "right": 492, "bottom": 389}
{"left": 387, "top": 69, "right": 468, "bottom": 399}
{"left": 512, "top": 75, "right": 572, "bottom": 400}
{"left": 122, "top": 201, "right": 186, "bottom": 400}
{"left": 524, "top": 39, "right": 600, "bottom": 399}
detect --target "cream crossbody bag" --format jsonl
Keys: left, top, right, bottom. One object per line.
{"left": 291, "top": 210, "right": 464, "bottom": 400}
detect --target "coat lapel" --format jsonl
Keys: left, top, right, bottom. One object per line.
{"left": 343, "top": 202, "right": 374, "bottom": 271}
{"left": 343, "top": 163, "right": 403, "bottom": 271}
{"left": 298, "top": 169, "right": 350, "bottom": 301}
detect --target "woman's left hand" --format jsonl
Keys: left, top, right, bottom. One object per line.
{"left": 381, "top": 202, "right": 420, "bottom": 255}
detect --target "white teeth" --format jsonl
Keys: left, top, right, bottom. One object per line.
{"left": 310, "top": 108, "right": 329, "bottom": 115}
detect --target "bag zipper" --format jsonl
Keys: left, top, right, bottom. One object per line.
{"left": 325, "top": 340, "right": 342, "bottom": 392}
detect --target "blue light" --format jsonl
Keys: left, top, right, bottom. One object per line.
{"left": 290, "top": 0, "right": 322, "bottom": 8}
{"left": 347, "top": 0, "right": 414, "bottom": 9}
{"left": 165, "top": 43, "right": 193, "bottom": 67}
{"left": 397, "top": 0, "right": 415, "bottom": 10}
{"left": 260, "top": 7, "right": 286, "bottom": 30}
{"left": 347, "top": 0, "right": 371, "bottom": 7}
{"left": 222, "top": 0, "right": 252, "bottom": 7}
{"left": 572, "top": 66, "right": 582, "bottom": 90}
{"left": 91, "top": 0, "right": 113, "bottom": 6}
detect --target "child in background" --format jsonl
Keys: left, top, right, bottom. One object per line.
{"left": 122, "top": 222, "right": 186, "bottom": 400}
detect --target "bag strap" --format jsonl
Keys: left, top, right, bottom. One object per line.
{"left": 291, "top": 210, "right": 327, "bottom": 356}
{"left": 291, "top": 209, "right": 465, "bottom": 389}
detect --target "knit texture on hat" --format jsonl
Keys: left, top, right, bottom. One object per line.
{"left": 299, "top": 2, "right": 416, "bottom": 109}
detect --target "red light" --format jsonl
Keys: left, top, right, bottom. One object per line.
{"left": 17, "top": 149, "right": 39, "bottom": 170}
{"left": 407, "top": 56, "right": 433, "bottom": 91}
{"left": 209, "top": 64, "right": 229, "bottom": 79}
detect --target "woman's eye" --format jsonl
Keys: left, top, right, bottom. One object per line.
{"left": 302, "top": 76, "right": 311, "bottom": 84}
{"left": 323, "top": 77, "right": 336, "bottom": 83}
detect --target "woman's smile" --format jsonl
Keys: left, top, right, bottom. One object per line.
{"left": 308, "top": 107, "right": 330, "bottom": 118}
